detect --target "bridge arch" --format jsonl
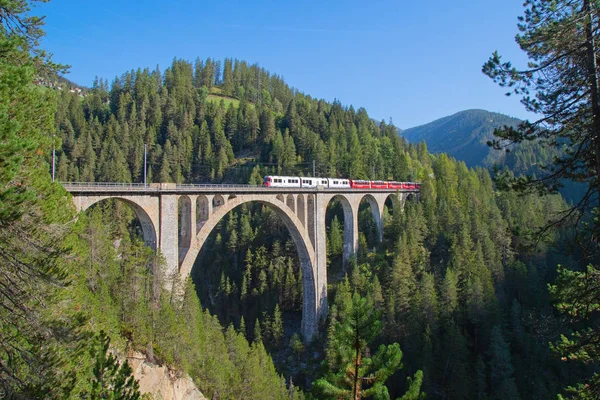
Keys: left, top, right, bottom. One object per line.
{"left": 75, "top": 196, "right": 158, "bottom": 251}
{"left": 325, "top": 194, "right": 357, "bottom": 267}
{"left": 196, "top": 195, "right": 210, "bottom": 233}
{"left": 179, "top": 194, "right": 317, "bottom": 339}
{"left": 360, "top": 194, "right": 382, "bottom": 245}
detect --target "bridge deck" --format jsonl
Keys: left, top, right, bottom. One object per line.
{"left": 62, "top": 182, "right": 420, "bottom": 195}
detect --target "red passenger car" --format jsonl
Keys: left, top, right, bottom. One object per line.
{"left": 350, "top": 180, "right": 371, "bottom": 189}
{"left": 370, "top": 180, "right": 388, "bottom": 189}
{"left": 387, "top": 181, "right": 403, "bottom": 189}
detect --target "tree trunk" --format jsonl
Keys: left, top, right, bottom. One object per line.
{"left": 583, "top": 0, "right": 600, "bottom": 207}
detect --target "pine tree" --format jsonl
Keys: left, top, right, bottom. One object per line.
{"left": 158, "top": 147, "right": 172, "bottom": 182}
{"left": 440, "top": 268, "right": 458, "bottom": 322}
{"left": 313, "top": 293, "right": 423, "bottom": 400}
{"left": 328, "top": 215, "right": 344, "bottom": 257}
{"left": 87, "top": 331, "right": 141, "bottom": 400}
{"left": 253, "top": 318, "right": 262, "bottom": 343}
{"left": 484, "top": 0, "right": 600, "bottom": 216}
{"left": 222, "top": 58, "right": 234, "bottom": 96}
{"left": 0, "top": 2, "right": 84, "bottom": 396}
{"left": 239, "top": 316, "right": 247, "bottom": 336}
{"left": 271, "top": 304, "right": 284, "bottom": 347}
{"left": 549, "top": 265, "right": 600, "bottom": 397}
{"left": 487, "top": 326, "right": 519, "bottom": 400}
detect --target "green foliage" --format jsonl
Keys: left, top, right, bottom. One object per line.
{"left": 549, "top": 264, "right": 600, "bottom": 397}
{"left": 70, "top": 206, "right": 299, "bottom": 399}
{"left": 87, "top": 331, "right": 141, "bottom": 400}
{"left": 54, "top": 55, "right": 422, "bottom": 184}
{"left": 401, "top": 109, "right": 522, "bottom": 168}
{"left": 487, "top": 326, "right": 519, "bottom": 400}
{"left": 484, "top": 2, "right": 600, "bottom": 396}
{"left": 483, "top": 0, "right": 600, "bottom": 223}
{"left": 1, "top": 3, "right": 587, "bottom": 398}
{"left": 0, "top": 1, "right": 84, "bottom": 397}
{"left": 314, "top": 293, "right": 423, "bottom": 400}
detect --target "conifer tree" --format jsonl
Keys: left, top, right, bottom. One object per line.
{"left": 0, "top": 2, "right": 84, "bottom": 396}
{"left": 271, "top": 304, "right": 284, "bottom": 347}
{"left": 314, "top": 293, "right": 423, "bottom": 400}
{"left": 87, "top": 331, "right": 141, "bottom": 400}
{"left": 487, "top": 326, "right": 519, "bottom": 400}
{"left": 253, "top": 318, "right": 262, "bottom": 343}
{"left": 484, "top": 0, "right": 600, "bottom": 216}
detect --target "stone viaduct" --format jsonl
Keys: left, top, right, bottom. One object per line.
{"left": 64, "top": 182, "right": 419, "bottom": 341}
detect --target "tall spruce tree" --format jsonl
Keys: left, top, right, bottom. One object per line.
{"left": 483, "top": 0, "right": 600, "bottom": 216}
{"left": 313, "top": 293, "right": 423, "bottom": 400}
{"left": 0, "top": 1, "right": 87, "bottom": 397}
{"left": 484, "top": 1, "right": 600, "bottom": 396}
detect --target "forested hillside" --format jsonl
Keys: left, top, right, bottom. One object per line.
{"left": 54, "top": 58, "right": 414, "bottom": 185}
{"left": 401, "top": 110, "right": 521, "bottom": 168}
{"left": 46, "top": 56, "right": 593, "bottom": 399}
{"left": 401, "top": 109, "right": 587, "bottom": 205}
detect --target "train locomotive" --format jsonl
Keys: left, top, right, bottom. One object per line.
{"left": 262, "top": 176, "right": 420, "bottom": 190}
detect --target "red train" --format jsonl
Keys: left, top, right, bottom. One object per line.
{"left": 262, "top": 176, "right": 420, "bottom": 190}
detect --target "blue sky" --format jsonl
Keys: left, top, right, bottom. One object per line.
{"left": 36, "top": 0, "right": 531, "bottom": 128}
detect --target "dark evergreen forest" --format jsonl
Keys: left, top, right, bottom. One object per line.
{"left": 48, "top": 57, "right": 589, "bottom": 399}
{"left": 3, "top": 0, "right": 600, "bottom": 397}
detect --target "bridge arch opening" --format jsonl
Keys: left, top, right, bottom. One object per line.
{"left": 182, "top": 197, "right": 316, "bottom": 343}
{"left": 286, "top": 194, "right": 295, "bottom": 212}
{"left": 77, "top": 197, "right": 158, "bottom": 251}
{"left": 358, "top": 195, "right": 381, "bottom": 256}
{"left": 382, "top": 193, "right": 404, "bottom": 244}
{"left": 306, "top": 194, "right": 315, "bottom": 248}
{"left": 213, "top": 194, "right": 225, "bottom": 212}
{"left": 325, "top": 195, "right": 354, "bottom": 281}
{"left": 297, "top": 195, "right": 306, "bottom": 228}
{"left": 196, "top": 195, "right": 209, "bottom": 233}
{"left": 178, "top": 195, "right": 192, "bottom": 264}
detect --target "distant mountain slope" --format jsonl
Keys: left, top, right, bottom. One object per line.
{"left": 401, "top": 109, "right": 521, "bottom": 168}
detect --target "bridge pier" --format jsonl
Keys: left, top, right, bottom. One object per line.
{"left": 159, "top": 191, "right": 179, "bottom": 281}
{"left": 66, "top": 183, "right": 417, "bottom": 342}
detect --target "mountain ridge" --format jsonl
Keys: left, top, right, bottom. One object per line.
{"left": 400, "top": 109, "right": 522, "bottom": 168}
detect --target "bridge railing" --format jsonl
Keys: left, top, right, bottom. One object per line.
{"left": 176, "top": 183, "right": 260, "bottom": 189}
{"left": 61, "top": 182, "right": 161, "bottom": 192}
{"left": 62, "top": 182, "right": 150, "bottom": 187}
{"left": 61, "top": 182, "right": 421, "bottom": 193}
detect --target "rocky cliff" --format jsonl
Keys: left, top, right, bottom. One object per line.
{"left": 128, "top": 352, "right": 206, "bottom": 400}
